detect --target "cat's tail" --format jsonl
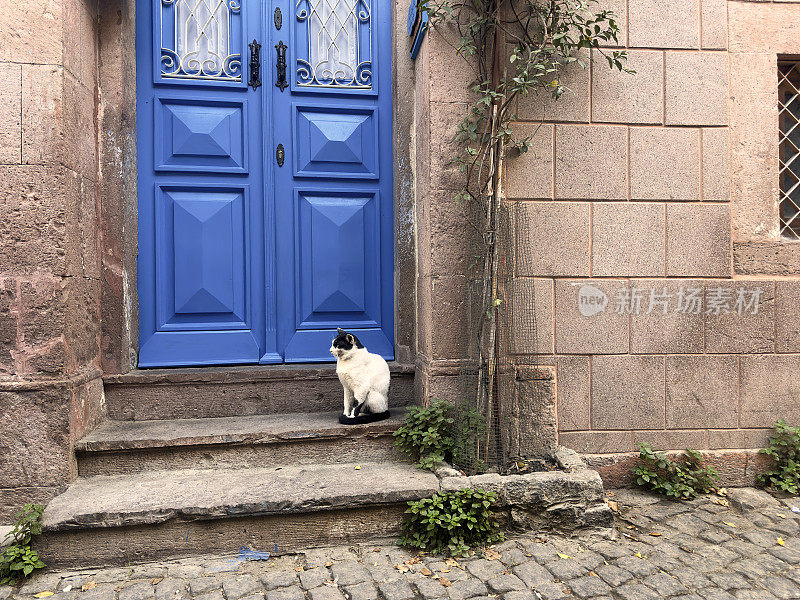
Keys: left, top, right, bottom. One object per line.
{"left": 338, "top": 410, "right": 391, "bottom": 425}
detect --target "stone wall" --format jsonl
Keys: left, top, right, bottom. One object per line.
{"left": 0, "top": 0, "right": 105, "bottom": 518}
{"left": 490, "top": 0, "right": 800, "bottom": 485}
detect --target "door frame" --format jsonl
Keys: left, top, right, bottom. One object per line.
{"left": 96, "top": 0, "right": 417, "bottom": 372}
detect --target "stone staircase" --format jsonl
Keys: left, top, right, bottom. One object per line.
{"left": 38, "top": 365, "right": 435, "bottom": 568}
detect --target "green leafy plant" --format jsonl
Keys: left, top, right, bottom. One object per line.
{"left": 400, "top": 488, "right": 503, "bottom": 555}
{"left": 632, "top": 444, "right": 718, "bottom": 500}
{"left": 394, "top": 399, "right": 454, "bottom": 469}
{"left": 759, "top": 419, "right": 800, "bottom": 495}
{"left": 1, "top": 504, "right": 46, "bottom": 583}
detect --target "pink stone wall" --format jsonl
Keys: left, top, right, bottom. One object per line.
{"left": 493, "top": 0, "right": 800, "bottom": 484}
{"left": 0, "top": 0, "right": 104, "bottom": 517}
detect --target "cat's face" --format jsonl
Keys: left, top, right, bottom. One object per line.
{"left": 330, "top": 328, "right": 364, "bottom": 359}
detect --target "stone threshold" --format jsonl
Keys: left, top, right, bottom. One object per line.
{"left": 76, "top": 410, "right": 407, "bottom": 452}
{"left": 104, "top": 363, "right": 415, "bottom": 386}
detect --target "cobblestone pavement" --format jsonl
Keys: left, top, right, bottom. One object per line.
{"left": 3, "top": 488, "right": 800, "bottom": 600}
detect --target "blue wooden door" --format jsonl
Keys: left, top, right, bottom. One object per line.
{"left": 137, "top": 0, "right": 392, "bottom": 366}
{"left": 272, "top": 0, "right": 394, "bottom": 361}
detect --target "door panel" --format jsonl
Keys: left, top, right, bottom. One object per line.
{"left": 137, "top": 0, "right": 266, "bottom": 367}
{"left": 273, "top": 0, "right": 393, "bottom": 362}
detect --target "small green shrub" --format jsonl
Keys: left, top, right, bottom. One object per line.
{"left": 400, "top": 488, "right": 503, "bottom": 556}
{"left": 632, "top": 444, "right": 718, "bottom": 500}
{"left": 394, "top": 399, "right": 454, "bottom": 470}
{"left": 759, "top": 419, "right": 800, "bottom": 495}
{"left": 1, "top": 504, "right": 46, "bottom": 584}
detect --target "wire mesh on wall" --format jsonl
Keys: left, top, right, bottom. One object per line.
{"left": 452, "top": 199, "right": 540, "bottom": 475}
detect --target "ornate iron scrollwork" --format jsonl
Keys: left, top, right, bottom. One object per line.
{"left": 276, "top": 143, "right": 285, "bottom": 167}
{"left": 275, "top": 40, "right": 288, "bottom": 91}
{"left": 248, "top": 39, "right": 262, "bottom": 89}
{"left": 274, "top": 6, "right": 282, "bottom": 29}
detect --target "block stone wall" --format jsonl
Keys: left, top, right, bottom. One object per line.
{"left": 499, "top": 0, "right": 800, "bottom": 485}
{"left": 0, "top": 0, "right": 105, "bottom": 518}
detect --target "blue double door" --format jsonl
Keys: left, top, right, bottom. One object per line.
{"left": 136, "top": 0, "right": 394, "bottom": 366}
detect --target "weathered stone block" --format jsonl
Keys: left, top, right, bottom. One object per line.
{"left": 592, "top": 202, "right": 665, "bottom": 276}
{"left": 0, "top": 0, "right": 64, "bottom": 63}
{"left": 428, "top": 190, "right": 467, "bottom": 277}
{"left": 708, "top": 429, "right": 770, "bottom": 450}
{"left": 728, "top": 52, "right": 779, "bottom": 242}
{"left": 0, "top": 165, "right": 67, "bottom": 274}
{"left": 591, "top": 49, "right": 662, "bottom": 124}
{"left": 776, "top": 281, "right": 800, "bottom": 352}
{"left": 428, "top": 101, "right": 468, "bottom": 192}
{"left": 701, "top": 0, "right": 727, "bottom": 49}
{"left": 430, "top": 276, "right": 467, "bottom": 360}
{"left": 427, "top": 26, "right": 477, "bottom": 104}
{"left": 630, "top": 128, "right": 700, "bottom": 201}
{"left": 0, "top": 280, "right": 15, "bottom": 374}
{"left": 0, "top": 64, "right": 21, "bottom": 164}
{"left": 516, "top": 201, "right": 590, "bottom": 276}
{"left": 665, "top": 51, "right": 728, "bottom": 126}
{"left": 558, "top": 431, "right": 632, "bottom": 454}
{"left": 741, "top": 355, "right": 800, "bottom": 427}
{"left": 22, "top": 64, "right": 63, "bottom": 165}
{"left": 628, "top": 0, "right": 699, "bottom": 48}
{"left": 666, "top": 204, "right": 731, "bottom": 276}
{"left": 705, "top": 282, "right": 775, "bottom": 353}
{"left": 63, "top": 71, "right": 97, "bottom": 179}
{"left": 506, "top": 124, "right": 554, "bottom": 199}
{"left": 666, "top": 355, "right": 739, "bottom": 429}
{"left": 556, "top": 355, "right": 590, "bottom": 431}
{"left": 554, "top": 279, "right": 628, "bottom": 354}
{"left": 729, "top": 0, "right": 800, "bottom": 54}
{"left": 516, "top": 50, "right": 590, "bottom": 123}
{"left": 633, "top": 430, "right": 707, "bottom": 451}
{"left": 509, "top": 278, "right": 553, "bottom": 355}
{"left": 64, "top": 274, "right": 101, "bottom": 370}
{"left": 0, "top": 387, "right": 72, "bottom": 490}
{"left": 702, "top": 127, "right": 730, "bottom": 202}
{"left": 19, "top": 276, "right": 62, "bottom": 348}
{"left": 554, "top": 125, "right": 627, "bottom": 200}
{"left": 630, "top": 279, "right": 704, "bottom": 353}
{"left": 590, "top": 355, "right": 665, "bottom": 430}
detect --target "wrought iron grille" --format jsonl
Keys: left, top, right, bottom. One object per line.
{"left": 779, "top": 61, "right": 800, "bottom": 240}
{"left": 161, "top": 0, "right": 243, "bottom": 81}
{"left": 296, "top": 0, "right": 372, "bottom": 88}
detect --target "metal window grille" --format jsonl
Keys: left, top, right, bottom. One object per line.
{"left": 779, "top": 61, "right": 800, "bottom": 240}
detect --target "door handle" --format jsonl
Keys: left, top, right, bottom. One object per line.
{"left": 248, "top": 39, "right": 261, "bottom": 89}
{"left": 275, "top": 41, "right": 288, "bottom": 92}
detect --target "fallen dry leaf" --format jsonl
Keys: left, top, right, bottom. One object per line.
{"left": 723, "top": 521, "right": 737, "bottom": 528}
{"left": 445, "top": 558, "right": 459, "bottom": 567}
{"left": 606, "top": 500, "right": 619, "bottom": 512}
{"left": 439, "top": 577, "right": 452, "bottom": 587}
{"left": 440, "top": 568, "right": 451, "bottom": 573}
{"left": 394, "top": 564, "right": 410, "bottom": 573}
{"left": 649, "top": 532, "right": 662, "bottom": 537}
{"left": 589, "top": 572, "right": 598, "bottom": 577}
{"left": 709, "top": 496, "right": 729, "bottom": 507}
{"left": 295, "top": 567, "right": 304, "bottom": 572}
{"left": 325, "top": 562, "right": 333, "bottom": 567}
{"left": 557, "top": 553, "right": 574, "bottom": 560}
{"left": 33, "top": 593, "right": 54, "bottom": 598}
{"left": 484, "top": 548, "right": 501, "bottom": 561}
{"left": 82, "top": 582, "right": 97, "bottom": 591}
{"left": 151, "top": 578, "right": 163, "bottom": 586}
{"left": 373, "top": 548, "right": 381, "bottom": 552}
{"left": 420, "top": 568, "right": 432, "bottom": 576}
{"left": 778, "top": 538, "right": 786, "bottom": 546}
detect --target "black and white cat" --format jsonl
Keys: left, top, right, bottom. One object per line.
{"left": 330, "top": 328, "right": 391, "bottom": 424}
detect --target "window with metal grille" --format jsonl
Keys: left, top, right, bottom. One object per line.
{"left": 779, "top": 61, "right": 800, "bottom": 240}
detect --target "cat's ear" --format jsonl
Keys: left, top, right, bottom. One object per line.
{"left": 337, "top": 327, "right": 346, "bottom": 335}
{"left": 346, "top": 334, "right": 354, "bottom": 344}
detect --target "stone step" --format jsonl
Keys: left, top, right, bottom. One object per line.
{"left": 39, "top": 462, "right": 439, "bottom": 567}
{"left": 104, "top": 364, "right": 415, "bottom": 420}
{"left": 76, "top": 410, "right": 408, "bottom": 476}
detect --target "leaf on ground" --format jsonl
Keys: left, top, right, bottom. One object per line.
{"left": 354, "top": 465, "right": 361, "bottom": 470}
{"left": 373, "top": 548, "right": 381, "bottom": 552}
{"left": 589, "top": 572, "right": 598, "bottom": 577}
{"left": 420, "top": 568, "right": 432, "bottom": 576}
{"left": 325, "top": 562, "right": 333, "bottom": 567}
{"left": 33, "top": 592, "right": 54, "bottom": 598}
{"left": 777, "top": 538, "right": 786, "bottom": 546}
{"left": 151, "top": 578, "right": 163, "bottom": 586}
{"left": 606, "top": 500, "right": 619, "bottom": 512}
{"left": 295, "top": 567, "right": 304, "bottom": 572}
{"left": 82, "top": 582, "right": 97, "bottom": 592}
{"left": 439, "top": 577, "right": 452, "bottom": 587}
{"left": 722, "top": 522, "right": 737, "bottom": 528}
{"left": 394, "top": 564, "right": 410, "bottom": 573}
{"left": 777, "top": 513, "right": 787, "bottom": 519}
{"left": 557, "top": 553, "right": 574, "bottom": 560}
{"left": 709, "top": 496, "right": 729, "bottom": 506}
{"left": 484, "top": 548, "right": 501, "bottom": 560}
{"left": 445, "top": 558, "right": 459, "bottom": 567}
{"left": 635, "top": 552, "right": 646, "bottom": 559}
{"left": 649, "top": 532, "right": 662, "bottom": 537}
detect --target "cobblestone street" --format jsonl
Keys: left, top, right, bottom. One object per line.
{"left": 4, "top": 488, "right": 800, "bottom": 600}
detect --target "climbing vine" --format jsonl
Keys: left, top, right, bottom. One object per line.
{"left": 422, "top": 0, "right": 631, "bottom": 470}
